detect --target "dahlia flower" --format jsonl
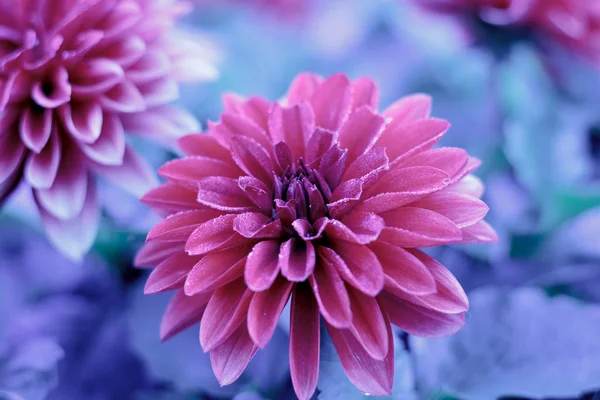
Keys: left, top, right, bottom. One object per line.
{"left": 137, "top": 73, "right": 497, "bottom": 399}
{"left": 0, "top": 0, "right": 217, "bottom": 259}
{"left": 415, "top": 0, "right": 600, "bottom": 61}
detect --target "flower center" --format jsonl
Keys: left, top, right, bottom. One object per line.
{"left": 274, "top": 159, "right": 330, "bottom": 226}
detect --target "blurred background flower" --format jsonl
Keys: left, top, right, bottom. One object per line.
{"left": 2, "top": 0, "right": 600, "bottom": 399}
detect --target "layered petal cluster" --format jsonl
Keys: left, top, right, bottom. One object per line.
{"left": 137, "top": 73, "right": 497, "bottom": 399}
{"left": 0, "top": 0, "right": 217, "bottom": 259}
{"left": 416, "top": 0, "right": 600, "bottom": 61}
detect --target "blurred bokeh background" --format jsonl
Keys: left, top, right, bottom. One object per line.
{"left": 2, "top": 0, "right": 600, "bottom": 399}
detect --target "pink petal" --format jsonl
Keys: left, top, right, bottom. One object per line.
{"left": 339, "top": 212, "right": 385, "bottom": 244}
{"left": 148, "top": 209, "right": 222, "bottom": 242}
{"left": 100, "top": 81, "right": 145, "bottom": 113}
{"left": 126, "top": 51, "right": 170, "bottom": 83}
{"left": 160, "top": 289, "right": 212, "bottom": 341}
{"left": 378, "top": 291, "right": 465, "bottom": 337}
{"left": 223, "top": 94, "right": 271, "bottom": 131}
{"left": 101, "top": 36, "right": 146, "bottom": 68}
{"left": 58, "top": 101, "right": 103, "bottom": 143}
{"left": 319, "top": 245, "right": 383, "bottom": 296}
{"left": 229, "top": 135, "right": 274, "bottom": 185}
{"left": 347, "top": 286, "right": 389, "bottom": 360}
{"left": 36, "top": 146, "right": 87, "bottom": 219}
{"left": 70, "top": 58, "right": 124, "bottom": 95}
{"left": 268, "top": 102, "right": 314, "bottom": 162}
{"left": 309, "top": 255, "right": 352, "bottom": 328}
{"left": 289, "top": 284, "right": 320, "bottom": 400}
{"left": 0, "top": 131, "right": 26, "bottom": 184}
{"left": 137, "top": 76, "right": 179, "bottom": 107}
{"left": 447, "top": 174, "right": 485, "bottom": 198}
{"left": 178, "top": 134, "right": 231, "bottom": 160}
{"left": 310, "top": 73, "right": 351, "bottom": 131}
{"left": 197, "top": 176, "right": 256, "bottom": 212}
{"left": 459, "top": 220, "right": 498, "bottom": 244}
{"left": 31, "top": 67, "right": 71, "bottom": 109}
{"left": 122, "top": 105, "right": 200, "bottom": 143}
{"left": 369, "top": 241, "right": 436, "bottom": 296}
{"left": 79, "top": 113, "right": 125, "bottom": 165}
{"left": 97, "top": 1, "right": 142, "bottom": 38}
{"left": 141, "top": 183, "right": 201, "bottom": 214}
{"left": 287, "top": 72, "right": 323, "bottom": 105}
{"left": 19, "top": 105, "right": 52, "bottom": 153}
{"left": 380, "top": 207, "right": 463, "bottom": 247}
{"left": 410, "top": 191, "right": 489, "bottom": 228}
{"left": 93, "top": 145, "right": 158, "bottom": 197}
{"left": 326, "top": 315, "right": 394, "bottom": 396}
{"left": 238, "top": 176, "right": 272, "bottom": 214}
{"left": 144, "top": 252, "right": 200, "bottom": 294}
{"left": 376, "top": 118, "right": 449, "bottom": 164}
{"left": 341, "top": 145, "right": 389, "bottom": 186}
{"left": 35, "top": 174, "right": 99, "bottom": 260}
{"left": 184, "top": 246, "right": 249, "bottom": 295}
{"left": 185, "top": 214, "right": 246, "bottom": 256}
{"left": 135, "top": 241, "right": 184, "bottom": 268}
{"left": 159, "top": 156, "right": 241, "bottom": 186}
{"left": 233, "top": 212, "right": 282, "bottom": 239}
{"left": 279, "top": 238, "right": 316, "bottom": 282}
{"left": 24, "top": 130, "right": 61, "bottom": 189}
{"left": 401, "top": 147, "right": 469, "bottom": 184}
{"left": 350, "top": 77, "right": 379, "bottom": 112}
{"left": 361, "top": 166, "right": 450, "bottom": 214}
{"left": 211, "top": 113, "right": 271, "bottom": 151}
{"left": 305, "top": 127, "right": 334, "bottom": 165}
{"left": 382, "top": 93, "right": 431, "bottom": 122}
{"left": 200, "top": 278, "right": 252, "bottom": 352}
{"left": 247, "top": 278, "right": 293, "bottom": 347}
{"left": 210, "top": 323, "right": 258, "bottom": 386}
{"left": 244, "top": 240, "right": 281, "bottom": 291}
{"left": 338, "top": 106, "right": 385, "bottom": 164}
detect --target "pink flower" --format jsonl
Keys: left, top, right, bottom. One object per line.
{"left": 0, "top": 0, "right": 217, "bottom": 259}
{"left": 415, "top": 0, "right": 600, "bottom": 61}
{"left": 137, "top": 73, "right": 497, "bottom": 399}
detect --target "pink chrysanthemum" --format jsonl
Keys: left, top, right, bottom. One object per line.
{"left": 416, "top": 0, "right": 600, "bottom": 61}
{"left": 137, "top": 73, "right": 497, "bottom": 399}
{"left": 0, "top": 0, "right": 216, "bottom": 259}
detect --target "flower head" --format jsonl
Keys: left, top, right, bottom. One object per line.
{"left": 415, "top": 0, "right": 600, "bottom": 61}
{"left": 0, "top": 0, "right": 217, "bottom": 259}
{"left": 138, "top": 72, "right": 497, "bottom": 399}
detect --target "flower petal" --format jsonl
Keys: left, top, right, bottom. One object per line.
{"left": 311, "top": 73, "right": 351, "bottom": 131}
{"left": 160, "top": 289, "right": 212, "bottom": 341}
{"left": 268, "top": 102, "right": 314, "bottom": 162}
{"left": 58, "top": 101, "right": 103, "bottom": 143}
{"left": 279, "top": 238, "right": 316, "bottom": 282}
{"left": 247, "top": 277, "right": 293, "bottom": 347}
{"left": 144, "top": 252, "right": 200, "bottom": 294}
{"left": 319, "top": 245, "right": 383, "bottom": 296}
{"left": 24, "top": 130, "right": 61, "bottom": 189}
{"left": 350, "top": 77, "right": 379, "bottom": 112}
{"left": 338, "top": 106, "right": 385, "bottom": 164}
{"left": 287, "top": 72, "right": 323, "bottom": 105}
{"left": 459, "top": 220, "right": 498, "bottom": 244}
{"left": 244, "top": 240, "right": 281, "bottom": 292}
{"left": 185, "top": 246, "right": 249, "bottom": 295}
{"left": 197, "top": 176, "right": 256, "bottom": 212}
{"left": 19, "top": 105, "right": 52, "bottom": 153}
{"left": 347, "top": 286, "right": 389, "bottom": 360}
{"left": 185, "top": 214, "right": 246, "bottom": 256}
{"left": 233, "top": 212, "right": 282, "bottom": 239}
{"left": 309, "top": 256, "right": 352, "bottom": 328}
{"left": 210, "top": 323, "right": 258, "bottom": 386}
{"left": 79, "top": 112, "right": 126, "bottom": 165}
{"left": 410, "top": 191, "right": 489, "bottom": 228}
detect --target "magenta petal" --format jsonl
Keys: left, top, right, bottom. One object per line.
{"left": 238, "top": 176, "right": 273, "bottom": 214}
{"left": 247, "top": 278, "right": 293, "bottom": 347}
{"left": 127, "top": 51, "right": 170, "bottom": 83}
{"left": 197, "top": 176, "right": 255, "bottom": 212}
{"left": 447, "top": 174, "right": 485, "bottom": 198}
{"left": 229, "top": 135, "right": 274, "bottom": 185}
{"left": 80, "top": 113, "right": 125, "bottom": 165}
{"left": 122, "top": 105, "right": 199, "bottom": 143}
{"left": 31, "top": 67, "right": 72, "bottom": 109}
{"left": 93, "top": 145, "right": 158, "bottom": 197}
{"left": 338, "top": 212, "right": 385, "bottom": 244}
{"left": 144, "top": 252, "right": 199, "bottom": 294}
{"left": 35, "top": 174, "right": 99, "bottom": 260}
{"left": 347, "top": 286, "right": 389, "bottom": 360}
{"left": 410, "top": 191, "right": 489, "bottom": 228}
{"left": 19, "top": 105, "right": 52, "bottom": 153}
{"left": 185, "top": 214, "right": 244, "bottom": 256}
{"left": 185, "top": 246, "right": 248, "bottom": 295}
{"left": 350, "top": 77, "right": 379, "bottom": 112}
{"left": 70, "top": 58, "right": 124, "bottom": 95}
{"left": 341, "top": 146, "right": 389, "bottom": 187}
{"left": 178, "top": 134, "right": 232, "bottom": 160}
{"left": 289, "top": 284, "right": 320, "bottom": 400}
{"left": 338, "top": 106, "right": 385, "bottom": 164}
{"left": 269, "top": 102, "right": 314, "bottom": 161}
{"left": 319, "top": 245, "right": 383, "bottom": 296}
{"left": 24, "top": 131, "right": 61, "bottom": 189}
{"left": 379, "top": 291, "right": 465, "bottom": 337}
{"left": 100, "top": 81, "right": 146, "bottom": 113}
{"left": 279, "top": 238, "right": 316, "bottom": 282}
{"left": 135, "top": 241, "right": 184, "bottom": 268}
{"left": 141, "top": 183, "right": 201, "bottom": 213}
{"left": 223, "top": 95, "right": 271, "bottom": 131}
{"left": 382, "top": 93, "right": 431, "bottom": 123}
{"left": 309, "top": 256, "right": 352, "bottom": 328}
{"left": 326, "top": 315, "right": 394, "bottom": 396}
{"left": 244, "top": 240, "right": 281, "bottom": 292}
{"left": 233, "top": 212, "right": 282, "bottom": 239}
{"left": 159, "top": 156, "right": 241, "bottom": 186}
{"left": 311, "top": 73, "right": 351, "bottom": 131}
{"left": 287, "top": 72, "right": 323, "bottom": 105}
{"left": 305, "top": 127, "right": 334, "bottom": 165}
{"left": 401, "top": 147, "right": 469, "bottom": 184}
{"left": 212, "top": 113, "right": 271, "bottom": 151}
{"left": 137, "top": 76, "right": 179, "bottom": 107}
{"left": 160, "top": 289, "right": 212, "bottom": 341}
{"left": 380, "top": 207, "right": 463, "bottom": 247}
{"left": 148, "top": 209, "right": 222, "bottom": 242}
{"left": 459, "top": 220, "right": 498, "bottom": 244}
{"left": 369, "top": 241, "right": 436, "bottom": 296}
{"left": 102, "top": 35, "right": 146, "bottom": 68}
{"left": 210, "top": 323, "right": 258, "bottom": 386}
{"left": 0, "top": 134, "right": 26, "bottom": 185}
{"left": 36, "top": 147, "right": 87, "bottom": 219}
{"left": 200, "top": 278, "right": 253, "bottom": 352}
{"left": 58, "top": 101, "right": 103, "bottom": 143}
